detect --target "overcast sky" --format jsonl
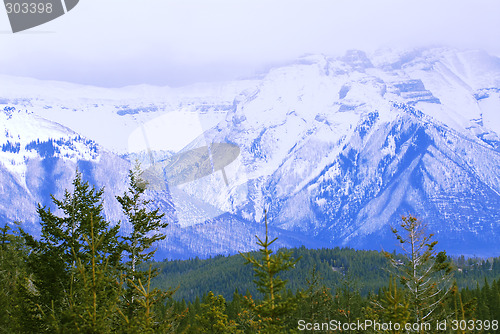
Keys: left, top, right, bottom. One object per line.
{"left": 1, "top": 0, "right": 499, "bottom": 87}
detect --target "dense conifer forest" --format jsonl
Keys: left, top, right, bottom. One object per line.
{"left": 1, "top": 169, "right": 499, "bottom": 333}
{"left": 152, "top": 247, "right": 500, "bottom": 304}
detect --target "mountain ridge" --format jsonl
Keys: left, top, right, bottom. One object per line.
{"left": 1, "top": 47, "right": 500, "bottom": 258}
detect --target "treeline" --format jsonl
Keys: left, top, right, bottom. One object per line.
{"left": 152, "top": 247, "right": 500, "bottom": 303}
{"left": 1, "top": 168, "right": 500, "bottom": 333}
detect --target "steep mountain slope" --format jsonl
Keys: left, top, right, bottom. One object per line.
{"left": 1, "top": 47, "right": 499, "bottom": 257}
{"left": 179, "top": 48, "right": 500, "bottom": 256}
{"left": 0, "top": 106, "right": 134, "bottom": 232}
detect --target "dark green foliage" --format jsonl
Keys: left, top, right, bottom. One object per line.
{"left": 5, "top": 169, "right": 176, "bottom": 333}
{"left": 331, "top": 268, "right": 364, "bottom": 330}
{"left": 120, "top": 266, "right": 177, "bottom": 334}
{"left": 226, "top": 289, "right": 244, "bottom": 321}
{"left": 153, "top": 247, "right": 393, "bottom": 302}
{"left": 55, "top": 217, "right": 122, "bottom": 333}
{"left": 117, "top": 164, "right": 167, "bottom": 276}
{"left": 193, "top": 291, "right": 239, "bottom": 333}
{"left": 294, "top": 267, "right": 335, "bottom": 332}
{"left": 42, "top": 170, "right": 121, "bottom": 268}
{"left": 0, "top": 222, "right": 27, "bottom": 333}
{"left": 169, "top": 268, "right": 500, "bottom": 334}
{"left": 240, "top": 210, "right": 299, "bottom": 333}
{"left": 152, "top": 248, "right": 500, "bottom": 307}
{"left": 20, "top": 171, "right": 122, "bottom": 332}
{"left": 116, "top": 164, "right": 171, "bottom": 325}
{"left": 369, "top": 275, "right": 410, "bottom": 330}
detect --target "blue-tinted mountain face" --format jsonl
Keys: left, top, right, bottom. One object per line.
{"left": 1, "top": 47, "right": 500, "bottom": 258}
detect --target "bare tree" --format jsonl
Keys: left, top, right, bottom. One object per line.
{"left": 384, "top": 215, "right": 454, "bottom": 327}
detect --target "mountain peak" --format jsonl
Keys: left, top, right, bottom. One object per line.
{"left": 340, "top": 49, "right": 374, "bottom": 71}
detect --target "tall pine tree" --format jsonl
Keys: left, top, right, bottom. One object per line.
{"left": 117, "top": 164, "right": 167, "bottom": 279}
{"left": 384, "top": 215, "right": 454, "bottom": 328}
{"left": 116, "top": 164, "right": 172, "bottom": 330}
{"left": 240, "top": 210, "right": 299, "bottom": 333}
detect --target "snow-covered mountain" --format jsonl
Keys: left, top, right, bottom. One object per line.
{"left": 0, "top": 105, "right": 133, "bottom": 232}
{"left": 1, "top": 47, "right": 500, "bottom": 258}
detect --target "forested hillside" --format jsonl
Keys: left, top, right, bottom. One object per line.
{"left": 152, "top": 247, "right": 500, "bottom": 303}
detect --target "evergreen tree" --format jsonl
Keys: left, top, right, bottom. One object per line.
{"left": 56, "top": 216, "right": 122, "bottom": 333}
{"left": 0, "top": 222, "right": 27, "bottom": 333}
{"left": 483, "top": 277, "right": 500, "bottom": 322}
{"left": 490, "top": 279, "right": 500, "bottom": 321}
{"left": 477, "top": 280, "right": 491, "bottom": 320}
{"left": 1, "top": 168, "right": 178, "bottom": 332}
{"left": 240, "top": 210, "right": 300, "bottom": 333}
{"left": 226, "top": 289, "right": 244, "bottom": 321}
{"left": 384, "top": 215, "right": 454, "bottom": 328}
{"left": 120, "top": 266, "right": 177, "bottom": 334}
{"left": 371, "top": 276, "right": 410, "bottom": 333}
{"left": 22, "top": 171, "right": 122, "bottom": 332}
{"left": 332, "top": 267, "right": 364, "bottom": 328}
{"left": 449, "top": 283, "right": 476, "bottom": 334}
{"left": 116, "top": 164, "right": 169, "bottom": 322}
{"left": 117, "top": 164, "right": 167, "bottom": 277}
{"left": 235, "top": 291, "right": 263, "bottom": 334}
{"left": 296, "top": 266, "right": 334, "bottom": 332}
{"left": 194, "top": 291, "right": 239, "bottom": 333}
